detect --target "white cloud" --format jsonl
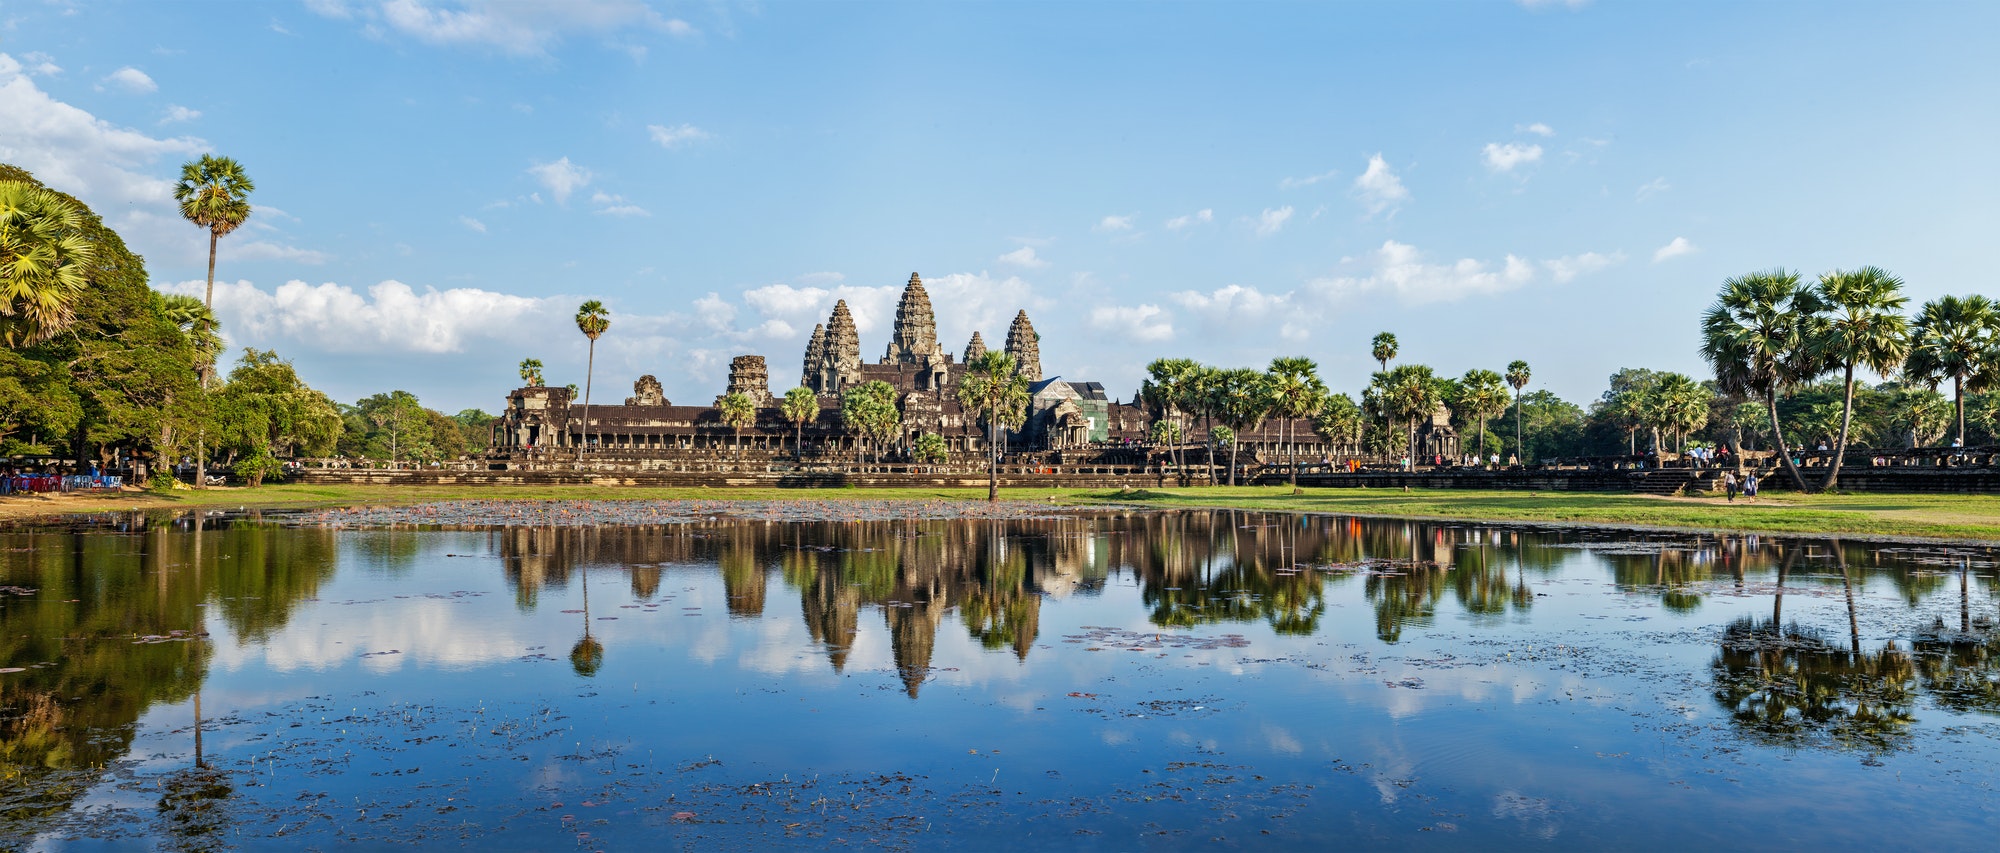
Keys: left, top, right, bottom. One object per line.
{"left": 1254, "top": 206, "right": 1294, "bottom": 237}
{"left": 1653, "top": 237, "right": 1697, "bottom": 263}
{"left": 1516, "top": 122, "right": 1555, "bottom": 137}
{"left": 1089, "top": 304, "right": 1173, "bottom": 343}
{"left": 176, "top": 278, "right": 549, "bottom": 354}
{"left": 1542, "top": 251, "right": 1625, "bottom": 283}
{"left": 997, "top": 246, "right": 1049, "bottom": 269}
{"left": 1309, "top": 240, "right": 1539, "bottom": 305}
{"left": 20, "top": 52, "right": 60, "bottom": 77}
{"left": 160, "top": 104, "right": 200, "bottom": 124}
{"left": 595, "top": 204, "right": 649, "bottom": 217}
{"left": 100, "top": 66, "right": 157, "bottom": 94}
{"left": 1095, "top": 214, "right": 1134, "bottom": 232}
{"left": 1171, "top": 284, "right": 1294, "bottom": 322}
{"left": 1481, "top": 142, "right": 1543, "bottom": 172}
{"left": 224, "top": 241, "right": 331, "bottom": 265}
{"left": 647, "top": 123, "right": 709, "bottom": 147}
{"left": 1279, "top": 169, "right": 1338, "bottom": 190}
{"left": 319, "top": 0, "right": 697, "bottom": 57}
{"left": 526, "top": 156, "right": 591, "bottom": 204}
{"left": 1352, "top": 154, "right": 1409, "bottom": 218}
{"left": 1164, "top": 209, "right": 1213, "bottom": 230}
{"left": 459, "top": 215, "right": 486, "bottom": 233}
{"left": 1635, "top": 176, "right": 1670, "bottom": 201}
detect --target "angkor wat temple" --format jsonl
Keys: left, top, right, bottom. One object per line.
{"left": 486, "top": 272, "right": 1379, "bottom": 471}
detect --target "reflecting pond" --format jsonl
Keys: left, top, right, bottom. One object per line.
{"left": 4, "top": 504, "right": 2000, "bottom": 849}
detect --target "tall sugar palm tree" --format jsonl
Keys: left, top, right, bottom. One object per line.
{"left": 957, "top": 351, "right": 1030, "bottom": 501}
{"left": 574, "top": 300, "right": 610, "bottom": 450}
{"left": 172, "top": 155, "right": 254, "bottom": 314}
{"left": 0, "top": 181, "right": 95, "bottom": 348}
{"left": 1214, "top": 367, "right": 1274, "bottom": 486}
{"left": 1371, "top": 332, "right": 1399, "bottom": 372}
{"left": 1906, "top": 294, "right": 1999, "bottom": 449}
{"left": 518, "top": 358, "right": 544, "bottom": 387}
{"left": 1700, "top": 269, "right": 1819, "bottom": 491}
{"left": 1455, "top": 368, "right": 1510, "bottom": 460}
{"left": 1805, "top": 267, "right": 1909, "bottom": 489}
{"left": 1505, "top": 360, "right": 1531, "bottom": 462}
{"left": 781, "top": 386, "right": 820, "bottom": 459}
{"left": 1140, "top": 357, "right": 1201, "bottom": 480}
{"left": 718, "top": 392, "right": 755, "bottom": 464}
{"left": 1267, "top": 356, "right": 1327, "bottom": 487}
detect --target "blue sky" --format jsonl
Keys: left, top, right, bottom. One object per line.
{"left": 2, "top": 0, "right": 1995, "bottom": 414}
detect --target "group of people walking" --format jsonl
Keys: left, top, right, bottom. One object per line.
{"left": 1719, "top": 470, "right": 1760, "bottom": 502}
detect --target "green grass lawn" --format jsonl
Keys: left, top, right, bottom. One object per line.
{"left": 40, "top": 482, "right": 2000, "bottom": 542}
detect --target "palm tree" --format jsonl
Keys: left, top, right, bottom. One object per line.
{"left": 1454, "top": 368, "right": 1510, "bottom": 460}
{"left": 1805, "top": 267, "right": 1909, "bottom": 489}
{"left": 1213, "top": 367, "right": 1273, "bottom": 486}
{"left": 1701, "top": 269, "right": 1819, "bottom": 491}
{"left": 0, "top": 181, "right": 95, "bottom": 348}
{"left": 518, "top": 357, "right": 544, "bottom": 387}
{"left": 1140, "top": 358, "right": 1201, "bottom": 480}
{"left": 171, "top": 155, "right": 253, "bottom": 314}
{"left": 1312, "top": 393, "right": 1364, "bottom": 458}
{"left": 1266, "top": 356, "right": 1327, "bottom": 487}
{"left": 574, "top": 300, "right": 610, "bottom": 450}
{"left": 1906, "top": 294, "right": 1998, "bottom": 448}
{"left": 1371, "top": 332, "right": 1399, "bottom": 372}
{"left": 1379, "top": 364, "right": 1441, "bottom": 462}
{"left": 1505, "top": 360, "right": 1531, "bottom": 462}
{"left": 957, "top": 351, "right": 1030, "bottom": 501}
{"left": 718, "top": 391, "right": 755, "bottom": 464}
{"left": 781, "top": 386, "right": 820, "bottom": 459}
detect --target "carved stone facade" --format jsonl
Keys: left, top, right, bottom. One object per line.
{"left": 717, "top": 355, "right": 773, "bottom": 407}
{"left": 879, "top": 273, "right": 951, "bottom": 391}
{"left": 963, "top": 331, "right": 987, "bottom": 364}
{"left": 624, "top": 375, "right": 667, "bottom": 407}
{"left": 804, "top": 301, "right": 863, "bottom": 394}
{"left": 1004, "top": 310, "right": 1042, "bottom": 382}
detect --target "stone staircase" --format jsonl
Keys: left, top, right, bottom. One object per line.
{"left": 1627, "top": 468, "right": 1717, "bottom": 496}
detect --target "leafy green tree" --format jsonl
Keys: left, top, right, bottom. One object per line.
{"left": 956, "top": 352, "right": 1029, "bottom": 500}
{"left": 355, "top": 391, "right": 432, "bottom": 464}
{"left": 1502, "top": 390, "right": 1587, "bottom": 462}
{"left": 1702, "top": 270, "right": 1818, "bottom": 490}
{"left": 1505, "top": 359, "right": 1531, "bottom": 461}
{"left": 718, "top": 391, "right": 756, "bottom": 462}
{"left": 912, "top": 432, "right": 948, "bottom": 464}
{"left": 1139, "top": 358, "right": 1201, "bottom": 477}
{"left": 1453, "top": 368, "right": 1510, "bottom": 460}
{"left": 781, "top": 386, "right": 819, "bottom": 458}
{"left": 172, "top": 155, "right": 253, "bottom": 314}
{"left": 1377, "top": 364, "right": 1443, "bottom": 460}
{"left": 1312, "top": 393, "right": 1364, "bottom": 455}
{"left": 0, "top": 348, "right": 80, "bottom": 454}
{"left": 1805, "top": 267, "right": 1910, "bottom": 487}
{"left": 1266, "top": 356, "right": 1327, "bottom": 487}
{"left": 454, "top": 409, "right": 495, "bottom": 453}
{"left": 214, "top": 349, "right": 342, "bottom": 482}
{"left": 518, "top": 358, "right": 544, "bottom": 387}
{"left": 574, "top": 301, "right": 610, "bottom": 448}
{"left": 1906, "top": 294, "right": 1999, "bottom": 447}
{"left": 1645, "top": 372, "right": 1711, "bottom": 453}
{"left": 1212, "top": 367, "right": 1273, "bottom": 486}
{"left": 1371, "top": 332, "right": 1398, "bottom": 372}
{"left": 1, "top": 180, "right": 96, "bottom": 347}
{"left": 841, "top": 380, "right": 903, "bottom": 465}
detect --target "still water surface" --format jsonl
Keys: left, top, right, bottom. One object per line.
{"left": 3, "top": 503, "right": 1999, "bottom": 850}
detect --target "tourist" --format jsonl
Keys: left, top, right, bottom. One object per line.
{"left": 1744, "top": 472, "right": 1759, "bottom": 500}
{"left": 1722, "top": 471, "right": 1737, "bottom": 502}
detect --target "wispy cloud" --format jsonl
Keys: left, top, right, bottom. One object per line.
{"left": 1089, "top": 304, "right": 1173, "bottom": 343}
{"left": 1255, "top": 206, "right": 1294, "bottom": 237}
{"left": 311, "top": 0, "right": 698, "bottom": 57}
{"left": 1635, "top": 177, "right": 1670, "bottom": 202}
{"left": 459, "top": 215, "right": 486, "bottom": 233}
{"left": 526, "top": 156, "right": 591, "bottom": 205}
{"left": 100, "top": 66, "right": 156, "bottom": 94}
{"left": 1095, "top": 214, "right": 1135, "bottom": 232}
{"left": 1280, "top": 169, "right": 1338, "bottom": 190}
{"left": 159, "top": 104, "right": 200, "bottom": 124}
{"left": 1164, "top": 209, "right": 1213, "bottom": 230}
{"left": 1516, "top": 122, "right": 1555, "bottom": 137}
{"left": 997, "top": 246, "right": 1049, "bottom": 269}
{"left": 1542, "top": 251, "right": 1625, "bottom": 283}
{"left": 1653, "top": 237, "right": 1696, "bottom": 262}
{"left": 1482, "top": 142, "right": 1543, "bottom": 172}
{"left": 1352, "top": 154, "right": 1409, "bottom": 218}
{"left": 647, "top": 122, "right": 709, "bottom": 147}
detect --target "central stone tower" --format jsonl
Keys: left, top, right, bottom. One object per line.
{"left": 881, "top": 273, "right": 949, "bottom": 391}
{"left": 804, "top": 300, "right": 863, "bottom": 394}
{"left": 1004, "top": 310, "right": 1042, "bottom": 382}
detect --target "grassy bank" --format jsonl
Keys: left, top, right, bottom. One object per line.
{"left": 7, "top": 482, "right": 1999, "bottom": 542}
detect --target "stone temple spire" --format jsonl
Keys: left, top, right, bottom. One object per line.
{"left": 825, "top": 299, "right": 862, "bottom": 386}
{"left": 802, "top": 323, "right": 827, "bottom": 392}
{"left": 963, "top": 331, "right": 988, "bottom": 364}
{"left": 883, "top": 272, "right": 941, "bottom": 365}
{"left": 1004, "top": 310, "right": 1041, "bottom": 382}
